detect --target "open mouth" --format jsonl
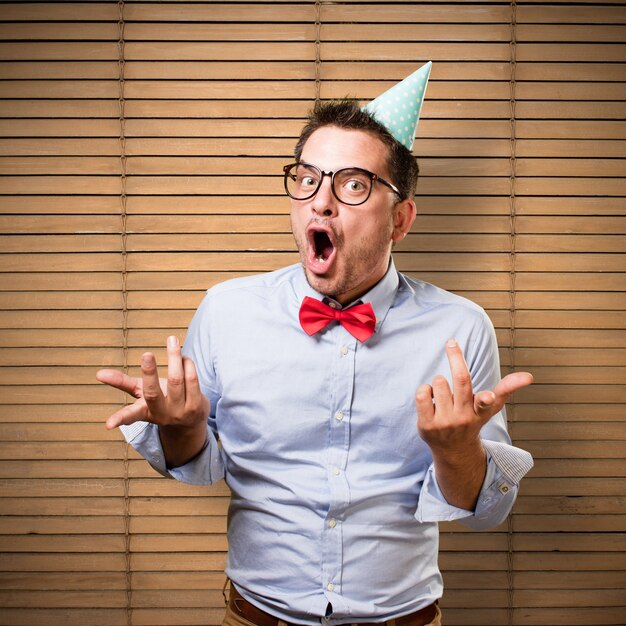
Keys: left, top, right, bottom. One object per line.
{"left": 314, "top": 230, "right": 333, "bottom": 262}
{"left": 306, "top": 226, "right": 336, "bottom": 274}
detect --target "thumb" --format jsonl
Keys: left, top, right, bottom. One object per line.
{"left": 493, "top": 371, "right": 534, "bottom": 399}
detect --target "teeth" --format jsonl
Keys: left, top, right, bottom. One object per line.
{"left": 317, "top": 255, "right": 324, "bottom": 262}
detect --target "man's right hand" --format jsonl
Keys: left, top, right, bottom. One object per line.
{"left": 96, "top": 335, "right": 210, "bottom": 467}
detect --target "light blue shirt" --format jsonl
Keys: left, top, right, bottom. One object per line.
{"left": 121, "top": 261, "right": 532, "bottom": 625}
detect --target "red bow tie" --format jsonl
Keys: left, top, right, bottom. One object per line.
{"left": 299, "top": 296, "right": 376, "bottom": 342}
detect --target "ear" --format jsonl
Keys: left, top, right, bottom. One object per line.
{"left": 391, "top": 198, "right": 416, "bottom": 243}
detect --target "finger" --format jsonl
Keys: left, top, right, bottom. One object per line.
{"left": 445, "top": 338, "right": 473, "bottom": 410}
{"left": 432, "top": 374, "right": 453, "bottom": 419}
{"left": 166, "top": 336, "right": 185, "bottom": 408}
{"left": 415, "top": 384, "right": 435, "bottom": 425}
{"left": 474, "top": 390, "right": 497, "bottom": 419}
{"left": 141, "top": 352, "right": 167, "bottom": 417}
{"left": 493, "top": 371, "right": 534, "bottom": 404}
{"left": 183, "top": 357, "right": 210, "bottom": 417}
{"left": 474, "top": 372, "right": 533, "bottom": 419}
{"left": 96, "top": 369, "right": 142, "bottom": 398}
{"left": 105, "top": 398, "right": 149, "bottom": 430}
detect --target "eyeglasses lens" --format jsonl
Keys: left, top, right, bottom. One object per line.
{"left": 285, "top": 164, "right": 320, "bottom": 200}
{"left": 333, "top": 169, "right": 372, "bottom": 204}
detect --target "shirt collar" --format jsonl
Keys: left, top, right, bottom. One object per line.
{"left": 294, "top": 259, "right": 400, "bottom": 334}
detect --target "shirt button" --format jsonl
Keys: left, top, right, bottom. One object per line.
{"left": 332, "top": 467, "right": 340, "bottom": 476}
{"left": 340, "top": 346, "right": 348, "bottom": 356}
{"left": 327, "top": 582, "right": 335, "bottom": 592}
{"left": 328, "top": 302, "right": 338, "bottom": 309}
{"left": 334, "top": 411, "right": 344, "bottom": 421}
{"left": 328, "top": 519, "right": 337, "bottom": 528}
{"left": 498, "top": 482, "right": 511, "bottom": 495}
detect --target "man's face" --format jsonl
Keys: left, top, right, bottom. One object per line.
{"left": 290, "top": 126, "right": 413, "bottom": 305}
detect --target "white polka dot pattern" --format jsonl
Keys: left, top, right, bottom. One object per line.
{"left": 362, "top": 61, "right": 432, "bottom": 151}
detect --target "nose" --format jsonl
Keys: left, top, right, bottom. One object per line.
{"left": 310, "top": 173, "right": 338, "bottom": 218}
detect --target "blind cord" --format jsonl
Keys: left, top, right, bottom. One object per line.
{"left": 506, "top": 2, "right": 518, "bottom": 625}
{"left": 117, "top": 2, "right": 132, "bottom": 624}
{"left": 314, "top": 1, "right": 322, "bottom": 104}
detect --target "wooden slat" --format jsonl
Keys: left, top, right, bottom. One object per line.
{"left": 0, "top": 42, "right": 118, "bottom": 60}
{"left": 0, "top": 609, "right": 129, "bottom": 626}
{"left": 515, "top": 235, "right": 626, "bottom": 253}
{"left": 124, "top": 4, "right": 312, "bottom": 22}
{"left": 323, "top": 61, "right": 511, "bottom": 81}
{"left": 0, "top": 61, "right": 119, "bottom": 80}
{"left": 516, "top": 121, "right": 626, "bottom": 140}
{"left": 323, "top": 23, "right": 510, "bottom": 41}
{"left": 517, "top": 43, "right": 626, "bottom": 62}
{"left": 0, "top": 118, "right": 120, "bottom": 136}
{"left": 0, "top": 571, "right": 128, "bottom": 590}
{"left": 0, "top": 461, "right": 126, "bottom": 479}
{"left": 0, "top": 404, "right": 127, "bottom": 422}
{"left": 322, "top": 42, "right": 510, "bottom": 61}
{"left": 517, "top": 24, "right": 626, "bottom": 42}
{"left": 511, "top": 404, "right": 626, "bottom": 422}
{"left": 513, "top": 571, "right": 626, "bottom": 591}
{"left": 0, "top": 3, "right": 118, "bottom": 20}
{"left": 125, "top": 23, "right": 313, "bottom": 41}
{"left": 517, "top": 5, "right": 626, "bottom": 24}
{"left": 0, "top": 589, "right": 129, "bottom": 608}
{"left": 0, "top": 98, "right": 307, "bottom": 118}
{"left": 516, "top": 102, "right": 626, "bottom": 120}
{"left": 130, "top": 515, "right": 229, "bottom": 534}
{"left": 515, "top": 140, "right": 626, "bottom": 158}
{"left": 517, "top": 158, "right": 625, "bottom": 176}
{"left": 516, "top": 80, "right": 626, "bottom": 99}
{"left": 0, "top": 534, "right": 126, "bottom": 552}
{"left": 323, "top": 4, "right": 511, "bottom": 23}
{"left": 0, "top": 424, "right": 122, "bottom": 443}
{"left": 0, "top": 23, "right": 119, "bottom": 40}
{"left": 124, "top": 41, "right": 313, "bottom": 61}
{"left": 516, "top": 197, "right": 626, "bottom": 216}
{"left": 516, "top": 292, "right": 626, "bottom": 309}
{"left": 324, "top": 80, "right": 512, "bottom": 100}
{"left": 514, "top": 347, "right": 626, "bottom": 366}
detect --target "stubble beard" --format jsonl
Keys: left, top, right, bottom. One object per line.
{"left": 293, "top": 218, "right": 394, "bottom": 303}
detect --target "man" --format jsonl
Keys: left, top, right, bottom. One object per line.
{"left": 97, "top": 63, "right": 533, "bottom": 626}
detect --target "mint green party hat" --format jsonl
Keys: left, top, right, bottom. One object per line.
{"left": 362, "top": 61, "right": 432, "bottom": 151}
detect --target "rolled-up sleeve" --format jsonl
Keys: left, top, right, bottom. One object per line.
{"left": 415, "top": 439, "right": 533, "bottom": 528}
{"left": 120, "top": 420, "right": 224, "bottom": 486}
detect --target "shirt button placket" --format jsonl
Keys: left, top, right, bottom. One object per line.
{"left": 323, "top": 331, "right": 356, "bottom": 604}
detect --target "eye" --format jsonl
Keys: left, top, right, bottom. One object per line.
{"left": 295, "top": 166, "right": 320, "bottom": 189}
{"left": 300, "top": 175, "right": 317, "bottom": 188}
{"left": 347, "top": 179, "right": 366, "bottom": 192}
{"left": 340, "top": 175, "right": 369, "bottom": 196}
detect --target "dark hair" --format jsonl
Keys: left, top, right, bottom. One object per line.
{"left": 294, "top": 99, "right": 419, "bottom": 201}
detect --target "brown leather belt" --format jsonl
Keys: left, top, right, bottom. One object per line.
{"left": 229, "top": 585, "right": 438, "bottom": 626}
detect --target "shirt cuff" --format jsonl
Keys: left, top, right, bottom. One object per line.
{"left": 120, "top": 421, "right": 224, "bottom": 486}
{"left": 415, "top": 440, "right": 533, "bottom": 526}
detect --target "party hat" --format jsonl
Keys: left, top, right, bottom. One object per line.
{"left": 362, "top": 61, "right": 432, "bottom": 151}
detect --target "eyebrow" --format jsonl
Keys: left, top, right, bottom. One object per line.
{"left": 299, "top": 161, "right": 376, "bottom": 173}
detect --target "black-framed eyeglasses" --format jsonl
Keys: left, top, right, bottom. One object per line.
{"left": 283, "top": 161, "right": 402, "bottom": 206}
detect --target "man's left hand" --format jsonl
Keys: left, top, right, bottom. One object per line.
{"left": 416, "top": 338, "right": 533, "bottom": 456}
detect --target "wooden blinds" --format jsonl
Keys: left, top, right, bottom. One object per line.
{"left": 0, "top": 1, "right": 624, "bottom": 625}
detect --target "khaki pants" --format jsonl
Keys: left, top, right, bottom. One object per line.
{"left": 222, "top": 601, "right": 442, "bottom": 626}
